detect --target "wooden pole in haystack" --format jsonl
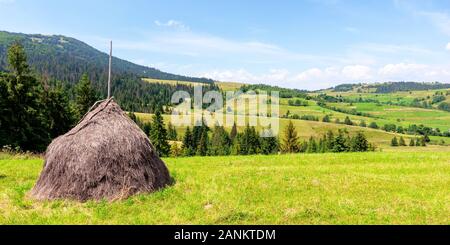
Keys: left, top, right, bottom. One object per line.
{"left": 108, "top": 41, "right": 112, "bottom": 99}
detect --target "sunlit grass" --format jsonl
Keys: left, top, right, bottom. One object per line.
{"left": 0, "top": 152, "right": 449, "bottom": 224}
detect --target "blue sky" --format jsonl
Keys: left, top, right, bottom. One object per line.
{"left": 1, "top": 0, "right": 450, "bottom": 89}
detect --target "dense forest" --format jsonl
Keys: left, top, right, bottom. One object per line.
{"left": 372, "top": 82, "right": 450, "bottom": 93}
{"left": 0, "top": 31, "right": 219, "bottom": 112}
{"left": 330, "top": 82, "right": 450, "bottom": 93}
{"left": 241, "top": 84, "right": 308, "bottom": 98}
{"left": 0, "top": 31, "right": 214, "bottom": 84}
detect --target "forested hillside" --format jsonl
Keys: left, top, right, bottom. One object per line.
{"left": 0, "top": 31, "right": 217, "bottom": 112}
{"left": 0, "top": 31, "right": 214, "bottom": 84}
{"left": 330, "top": 82, "right": 450, "bottom": 93}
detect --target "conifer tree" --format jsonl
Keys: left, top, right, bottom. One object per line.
{"left": 196, "top": 130, "right": 209, "bottom": 156}
{"left": 167, "top": 122, "right": 178, "bottom": 141}
{"left": 399, "top": 136, "right": 406, "bottom": 146}
{"left": 0, "top": 42, "right": 49, "bottom": 151}
{"left": 149, "top": 110, "right": 170, "bottom": 157}
{"left": 306, "top": 137, "right": 317, "bottom": 153}
{"left": 230, "top": 122, "right": 238, "bottom": 141}
{"left": 391, "top": 137, "right": 399, "bottom": 147}
{"left": 209, "top": 125, "right": 231, "bottom": 156}
{"left": 332, "top": 130, "right": 349, "bottom": 152}
{"left": 409, "top": 138, "right": 415, "bottom": 147}
{"left": 281, "top": 121, "right": 299, "bottom": 153}
{"left": 344, "top": 116, "right": 353, "bottom": 125}
{"left": 369, "top": 122, "right": 379, "bottom": 129}
{"left": 182, "top": 127, "right": 195, "bottom": 156}
{"left": 41, "top": 82, "right": 76, "bottom": 138}
{"left": 325, "top": 130, "right": 335, "bottom": 152}
{"left": 350, "top": 132, "right": 369, "bottom": 152}
{"left": 75, "top": 74, "right": 98, "bottom": 119}
{"left": 260, "top": 128, "right": 279, "bottom": 155}
{"left": 322, "top": 115, "right": 331, "bottom": 123}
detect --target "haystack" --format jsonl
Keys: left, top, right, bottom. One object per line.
{"left": 31, "top": 98, "right": 172, "bottom": 201}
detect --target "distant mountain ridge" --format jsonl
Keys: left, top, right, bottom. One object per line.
{"left": 330, "top": 82, "right": 450, "bottom": 93}
{"left": 0, "top": 30, "right": 214, "bottom": 84}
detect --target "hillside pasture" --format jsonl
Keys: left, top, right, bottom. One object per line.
{"left": 135, "top": 112, "right": 450, "bottom": 148}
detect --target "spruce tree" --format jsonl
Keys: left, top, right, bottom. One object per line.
{"left": 231, "top": 134, "right": 242, "bottom": 155}
{"left": 344, "top": 116, "right": 353, "bottom": 125}
{"left": 230, "top": 122, "right": 238, "bottom": 141}
{"left": 41, "top": 82, "right": 76, "bottom": 138}
{"left": 325, "top": 130, "right": 335, "bottom": 152}
{"left": 369, "top": 122, "right": 379, "bottom": 129}
{"left": 399, "top": 136, "right": 406, "bottom": 146}
{"left": 167, "top": 122, "right": 178, "bottom": 141}
{"left": 209, "top": 125, "right": 231, "bottom": 156}
{"left": 260, "top": 135, "right": 279, "bottom": 155}
{"left": 239, "top": 124, "right": 260, "bottom": 155}
{"left": 0, "top": 42, "right": 49, "bottom": 151}
{"left": 391, "top": 137, "right": 399, "bottom": 147}
{"left": 281, "top": 121, "right": 299, "bottom": 153}
{"left": 409, "top": 138, "right": 415, "bottom": 147}
{"left": 75, "top": 74, "right": 98, "bottom": 119}
{"left": 307, "top": 137, "right": 318, "bottom": 153}
{"left": 182, "top": 127, "right": 195, "bottom": 156}
{"left": 332, "top": 130, "right": 350, "bottom": 152}
{"left": 322, "top": 115, "right": 331, "bottom": 123}
{"left": 149, "top": 110, "right": 170, "bottom": 157}
{"left": 196, "top": 130, "right": 209, "bottom": 156}
{"left": 350, "top": 132, "right": 369, "bottom": 152}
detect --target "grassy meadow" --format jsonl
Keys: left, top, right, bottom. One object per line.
{"left": 134, "top": 81, "right": 450, "bottom": 147}
{"left": 0, "top": 151, "right": 449, "bottom": 224}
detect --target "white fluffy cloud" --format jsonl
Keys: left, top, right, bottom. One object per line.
{"left": 378, "top": 63, "right": 450, "bottom": 81}
{"left": 378, "top": 63, "right": 428, "bottom": 76}
{"left": 154, "top": 20, "right": 189, "bottom": 30}
{"left": 342, "top": 65, "right": 372, "bottom": 80}
{"left": 199, "top": 63, "right": 450, "bottom": 90}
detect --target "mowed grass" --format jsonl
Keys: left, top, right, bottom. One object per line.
{"left": 0, "top": 152, "right": 449, "bottom": 224}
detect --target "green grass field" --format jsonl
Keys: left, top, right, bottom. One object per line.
{"left": 0, "top": 152, "right": 449, "bottom": 224}
{"left": 327, "top": 102, "right": 450, "bottom": 131}
{"left": 313, "top": 88, "right": 450, "bottom": 105}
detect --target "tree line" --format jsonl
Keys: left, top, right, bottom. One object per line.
{"left": 0, "top": 43, "right": 102, "bottom": 152}
{"left": 0, "top": 43, "right": 221, "bottom": 152}
{"left": 137, "top": 112, "right": 376, "bottom": 157}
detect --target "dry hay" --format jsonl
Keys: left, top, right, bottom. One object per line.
{"left": 31, "top": 98, "right": 172, "bottom": 201}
